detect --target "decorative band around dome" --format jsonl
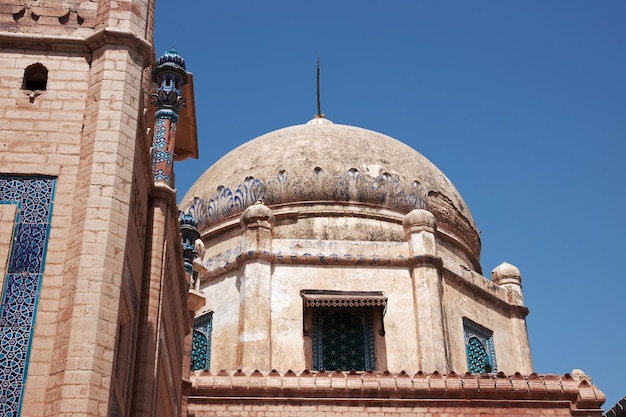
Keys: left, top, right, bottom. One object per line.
{"left": 185, "top": 171, "right": 428, "bottom": 231}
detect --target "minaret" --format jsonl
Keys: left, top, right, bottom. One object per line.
{"left": 133, "top": 49, "right": 197, "bottom": 417}
{"left": 151, "top": 49, "right": 188, "bottom": 186}
{"left": 179, "top": 211, "right": 200, "bottom": 285}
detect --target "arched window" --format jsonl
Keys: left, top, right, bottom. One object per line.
{"left": 191, "top": 330, "right": 209, "bottom": 371}
{"left": 313, "top": 307, "right": 376, "bottom": 371}
{"left": 191, "top": 312, "right": 212, "bottom": 371}
{"left": 466, "top": 336, "right": 492, "bottom": 373}
{"left": 463, "top": 317, "right": 497, "bottom": 373}
{"left": 22, "top": 63, "right": 48, "bottom": 91}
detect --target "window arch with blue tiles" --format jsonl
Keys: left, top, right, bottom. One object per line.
{"left": 191, "top": 311, "right": 212, "bottom": 371}
{"left": 463, "top": 317, "right": 497, "bottom": 373}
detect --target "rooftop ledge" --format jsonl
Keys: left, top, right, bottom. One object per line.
{"left": 189, "top": 369, "right": 606, "bottom": 411}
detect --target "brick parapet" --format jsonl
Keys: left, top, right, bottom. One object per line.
{"left": 189, "top": 370, "right": 605, "bottom": 413}
{"left": 0, "top": 26, "right": 153, "bottom": 67}
{"left": 0, "top": 0, "right": 153, "bottom": 40}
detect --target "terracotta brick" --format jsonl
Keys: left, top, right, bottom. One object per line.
{"left": 396, "top": 371, "right": 412, "bottom": 391}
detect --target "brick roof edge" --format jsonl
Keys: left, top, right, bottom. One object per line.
{"left": 189, "top": 370, "right": 606, "bottom": 412}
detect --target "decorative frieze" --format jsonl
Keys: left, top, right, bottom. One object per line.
{"left": 3, "top": 1, "right": 98, "bottom": 29}
{"left": 186, "top": 172, "right": 428, "bottom": 231}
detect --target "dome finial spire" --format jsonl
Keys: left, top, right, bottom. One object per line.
{"left": 316, "top": 54, "right": 325, "bottom": 119}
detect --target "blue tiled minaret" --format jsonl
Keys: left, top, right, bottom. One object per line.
{"left": 151, "top": 49, "right": 188, "bottom": 186}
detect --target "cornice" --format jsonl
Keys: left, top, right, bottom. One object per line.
{"left": 189, "top": 369, "right": 605, "bottom": 412}
{"left": 0, "top": 27, "right": 153, "bottom": 67}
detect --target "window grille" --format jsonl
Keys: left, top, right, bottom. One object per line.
{"left": 312, "top": 307, "right": 376, "bottom": 371}
{"left": 463, "top": 317, "right": 497, "bottom": 373}
{"left": 191, "top": 312, "right": 212, "bottom": 371}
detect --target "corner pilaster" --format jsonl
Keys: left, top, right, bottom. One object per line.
{"left": 131, "top": 183, "right": 175, "bottom": 416}
{"left": 237, "top": 202, "right": 275, "bottom": 372}
{"left": 492, "top": 262, "right": 533, "bottom": 374}
{"left": 403, "top": 209, "right": 448, "bottom": 372}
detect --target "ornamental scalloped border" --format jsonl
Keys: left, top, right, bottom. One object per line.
{"left": 186, "top": 171, "right": 428, "bottom": 230}
{"left": 0, "top": 175, "right": 56, "bottom": 417}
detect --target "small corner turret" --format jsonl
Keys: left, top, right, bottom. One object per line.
{"left": 492, "top": 261, "right": 524, "bottom": 306}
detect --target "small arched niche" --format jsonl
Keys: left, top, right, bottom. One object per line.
{"left": 22, "top": 63, "right": 48, "bottom": 92}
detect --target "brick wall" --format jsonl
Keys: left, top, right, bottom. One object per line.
{"left": 0, "top": 1, "right": 157, "bottom": 416}
{"left": 188, "top": 370, "right": 606, "bottom": 417}
{"left": 0, "top": 48, "right": 90, "bottom": 416}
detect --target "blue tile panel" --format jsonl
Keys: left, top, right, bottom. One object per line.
{"left": 191, "top": 312, "right": 212, "bottom": 371}
{"left": 463, "top": 317, "right": 497, "bottom": 373}
{"left": 0, "top": 176, "right": 56, "bottom": 417}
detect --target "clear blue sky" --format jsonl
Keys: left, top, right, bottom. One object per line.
{"left": 155, "top": 1, "right": 625, "bottom": 407}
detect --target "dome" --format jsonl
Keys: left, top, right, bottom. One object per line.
{"left": 156, "top": 48, "right": 186, "bottom": 70}
{"left": 491, "top": 262, "right": 522, "bottom": 285}
{"left": 403, "top": 209, "right": 437, "bottom": 234}
{"left": 180, "top": 121, "right": 481, "bottom": 266}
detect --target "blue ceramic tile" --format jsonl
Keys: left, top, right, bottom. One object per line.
{"left": 191, "top": 312, "right": 213, "bottom": 371}
{"left": 0, "top": 326, "right": 29, "bottom": 417}
{"left": 0, "top": 175, "right": 55, "bottom": 417}
{"left": 0, "top": 274, "right": 40, "bottom": 327}
{"left": 7, "top": 223, "right": 48, "bottom": 273}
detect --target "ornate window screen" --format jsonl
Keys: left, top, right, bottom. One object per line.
{"left": 303, "top": 290, "right": 384, "bottom": 372}
{"left": 463, "top": 317, "right": 497, "bottom": 373}
{"left": 191, "top": 311, "right": 213, "bottom": 371}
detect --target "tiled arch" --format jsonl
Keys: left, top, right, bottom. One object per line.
{"left": 0, "top": 175, "right": 56, "bottom": 417}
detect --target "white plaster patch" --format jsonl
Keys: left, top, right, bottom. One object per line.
{"left": 362, "top": 164, "right": 384, "bottom": 176}
{"left": 272, "top": 289, "right": 292, "bottom": 314}
{"left": 239, "top": 330, "right": 266, "bottom": 342}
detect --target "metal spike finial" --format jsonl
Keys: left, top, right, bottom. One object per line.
{"left": 316, "top": 54, "right": 324, "bottom": 119}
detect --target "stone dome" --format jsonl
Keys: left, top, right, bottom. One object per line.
{"left": 180, "top": 120, "right": 481, "bottom": 266}
{"left": 491, "top": 262, "right": 522, "bottom": 285}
